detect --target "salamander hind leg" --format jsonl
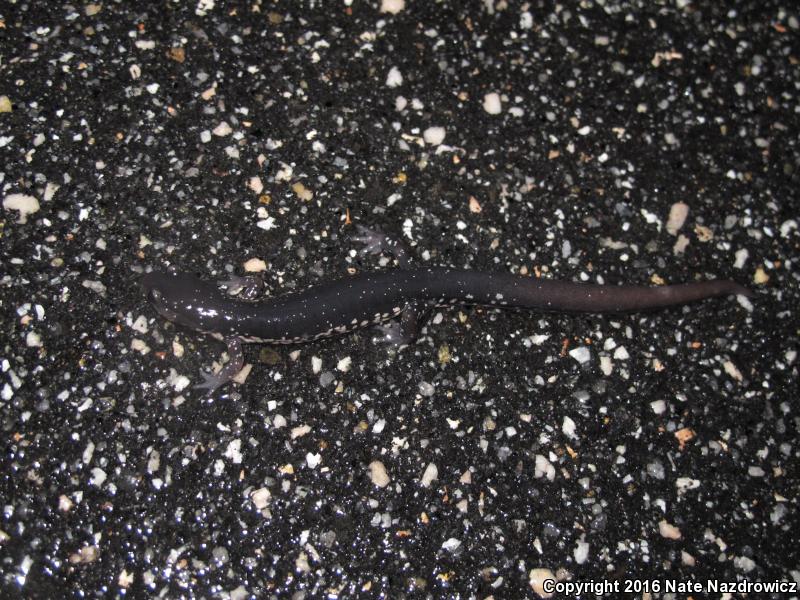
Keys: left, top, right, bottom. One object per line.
{"left": 353, "top": 225, "right": 412, "bottom": 268}
{"left": 373, "top": 303, "right": 428, "bottom": 347}
{"left": 194, "top": 337, "right": 245, "bottom": 395}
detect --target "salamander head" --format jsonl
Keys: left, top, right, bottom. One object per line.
{"left": 142, "top": 270, "right": 226, "bottom": 332}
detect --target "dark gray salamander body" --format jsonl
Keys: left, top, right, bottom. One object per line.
{"left": 143, "top": 224, "right": 752, "bottom": 392}
{"left": 143, "top": 268, "right": 751, "bottom": 343}
{"left": 142, "top": 265, "right": 751, "bottom": 393}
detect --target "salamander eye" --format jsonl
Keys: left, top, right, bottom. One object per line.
{"left": 148, "top": 289, "right": 163, "bottom": 304}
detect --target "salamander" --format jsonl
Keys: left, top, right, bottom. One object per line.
{"left": 142, "top": 226, "right": 753, "bottom": 393}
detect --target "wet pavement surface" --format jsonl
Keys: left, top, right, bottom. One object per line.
{"left": 1, "top": 1, "right": 798, "bottom": 598}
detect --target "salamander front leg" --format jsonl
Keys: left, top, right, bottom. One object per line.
{"left": 194, "top": 337, "right": 244, "bottom": 395}
{"left": 374, "top": 304, "right": 428, "bottom": 347}
{"left": 218, "top": 274, "right": 266, "bottom": 300}
{"left": 353, "top": 225, "right": 412, "bottom": 268}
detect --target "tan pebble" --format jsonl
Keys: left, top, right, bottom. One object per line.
{"left": 243, "top": 258, "right": 267, "bottom": 272}
{"left": 368, "top": 460, "right": 390, "bottom": 488}
{"left": 666, "top": 201, "right": 689, "bottom": 235}
{"left": 694, "top": 223, "right": 714, "bottom": 242}
{"left": 658, "top": 519, "right": 682, "bottom": 540}
{"left": 528, "top": 568, "right": 556, "bottom": 598}
{"left": 292, "top": 182, "right": 313, "bottom": 201}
